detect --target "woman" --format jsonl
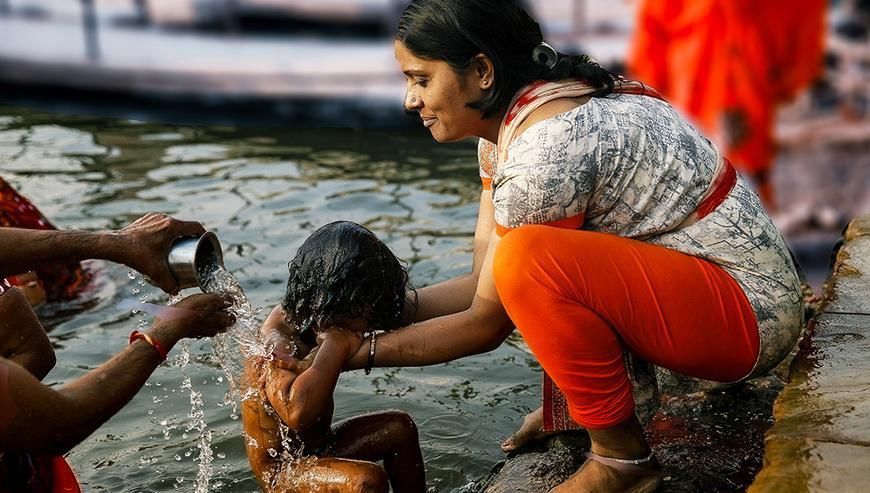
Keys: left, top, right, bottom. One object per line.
{"left": 331, "top": 1, "right": 802, "bottom": 491}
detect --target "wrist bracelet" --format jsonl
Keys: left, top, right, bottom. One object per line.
{"left": 364, "top": 331, "right": 377, "bottom": 375}
{"left": 129, "top": 330, "right": 168, "bottom": 362}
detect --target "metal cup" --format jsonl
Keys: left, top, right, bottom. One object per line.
{"left": 167, "top": 232, "right": 225, "bottom": 291}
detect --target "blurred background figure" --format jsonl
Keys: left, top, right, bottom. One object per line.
{"left": 827, "top": 0, "right": 870, "bottom": 119}
{"left": 628, "top": 0, "right": 827, "bottom": 211}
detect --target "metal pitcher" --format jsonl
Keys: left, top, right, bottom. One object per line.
{"left": 167, "top": 232, "right": 225, "bottom": 291}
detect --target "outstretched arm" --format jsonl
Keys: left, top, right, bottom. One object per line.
{"left": 0, "top": 294, "right": 232, "bottom": 455}
{"left": 347, "top": 229, "right": 513, "bottom": 369}
{"left": 0, "top": 213, "right": 206, "bottom": 294}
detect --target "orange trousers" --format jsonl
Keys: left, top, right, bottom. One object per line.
{"left": 493, "top": 226, "right": 759, "bottom": 429}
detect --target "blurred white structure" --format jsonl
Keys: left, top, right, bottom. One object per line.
{"left": 0, "top": 0, "right": 635, "bottom": 116}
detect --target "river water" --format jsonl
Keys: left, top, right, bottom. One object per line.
{"left": 0, "top": 104, "right": 545, "bottom": 492}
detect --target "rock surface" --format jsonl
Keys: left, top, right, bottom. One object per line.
{"left": 748, "top": 214, "right": 870, "bottom": 493}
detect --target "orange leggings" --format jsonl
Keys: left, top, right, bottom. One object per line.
{"left": 493, "top": 226, "right": 759, "bottom": 429}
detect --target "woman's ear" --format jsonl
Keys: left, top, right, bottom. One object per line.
{"left": 473, "top": 53, "right": 495, "bottom": 90}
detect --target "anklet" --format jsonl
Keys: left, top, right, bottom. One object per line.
{"left": 590, "top": 450, "right": 655, "bottom": 465}
{"left": 584, "top": 450, "right": 660, "bottom": 477}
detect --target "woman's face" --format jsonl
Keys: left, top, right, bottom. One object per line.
{"left": 394, "top": 41, "right": 492, "bottom": 143}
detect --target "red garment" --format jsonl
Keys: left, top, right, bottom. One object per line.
{"left": 0, "top": 452, "right": 82, "bottom": 493}
{"left": 629, "top": 0, "right": 826, "bottom": 174}
{"left": 1, "top": 364, "right": 82, "bottom": 493}
{"left": 493, "top": 226, "right": 759, "bottom": 429}
{"left": 0, "top": 178, "right": 89, "bottom": 301}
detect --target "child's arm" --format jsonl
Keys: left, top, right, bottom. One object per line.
{"left": 265, "top": 328, "right": 360, "bottom": 432}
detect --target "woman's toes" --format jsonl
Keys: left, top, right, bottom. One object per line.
{"left": 500, "top": 437, "right": 517, "bottom": 452}
{"left": 501, "top": 425, "right": 544, "bottom": 452}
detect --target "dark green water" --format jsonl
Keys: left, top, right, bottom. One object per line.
{"left": 0, "top": 105, "right": 542, "bottom": 492}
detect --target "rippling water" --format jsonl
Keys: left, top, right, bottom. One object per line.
{"left": 0, "top": 105, "right": 541, "bottom": 492}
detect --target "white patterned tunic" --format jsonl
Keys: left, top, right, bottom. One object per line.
{"left": 479, "top": 94, "right": 803, "bottom": 377}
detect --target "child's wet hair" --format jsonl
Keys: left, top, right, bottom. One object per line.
{"left": 282, "top": 221, "right": 414, "bottom": 341}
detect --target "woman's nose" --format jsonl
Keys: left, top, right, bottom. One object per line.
{"left": 404, "top": 90, "right": 422, "bottom": 111}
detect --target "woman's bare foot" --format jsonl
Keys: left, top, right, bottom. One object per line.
{"left": 549, "top": 454, "right": 662, "bottom": 493}
{"left": 550, "top": 416, "right": 661, "bottom": 492}
{"left": 501, "top": 407, "right": 562, "bottom": 452}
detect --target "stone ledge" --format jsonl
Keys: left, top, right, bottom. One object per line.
{"left": 748, "top": 213, "right": 870, "bottom": 493}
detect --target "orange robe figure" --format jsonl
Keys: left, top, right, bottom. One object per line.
{"left": 629, "top": 0, "right": 826, "bottom": 208}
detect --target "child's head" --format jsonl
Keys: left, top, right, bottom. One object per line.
{"left": 282, "top": 221, "right": 413, "bottom": 340}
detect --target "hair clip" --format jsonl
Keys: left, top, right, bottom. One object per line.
{"left": 578, "top": 54, "right": 600, "bottom": 66}
{"left": 532, "top": 42, "right": 559, "bottom": 71}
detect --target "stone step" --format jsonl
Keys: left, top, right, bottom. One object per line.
{"left": 749, "top": 214, "right": 870, "bottom": 493}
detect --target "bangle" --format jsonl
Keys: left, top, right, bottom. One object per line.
{"left": 129, "top": 330, "right": 168, "bottom": 362}
{"left": 364, "top": 332, "right": 377, "bottom": 375}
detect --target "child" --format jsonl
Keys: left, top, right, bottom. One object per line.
{"left": 242, "top": 221, "right": 426, "bottom": 493}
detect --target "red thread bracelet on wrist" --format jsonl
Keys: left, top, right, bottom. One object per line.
{"left": 129, "top": 330, "right": 168, "bottom": 362}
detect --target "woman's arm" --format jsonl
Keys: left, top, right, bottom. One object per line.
{"left": 0, "top": 294, "right": 232, "bottom": 455}
{"left": 348, "top": 230, "right": 513, "bottom": 369}
{"left": 404, "top": 189, "right": 496, "bottom": 323}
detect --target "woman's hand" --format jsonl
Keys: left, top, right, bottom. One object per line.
{"left": 115, "top": 213, "right": 207, "bottom": 294}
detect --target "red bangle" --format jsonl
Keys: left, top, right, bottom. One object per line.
{"left": 129, "top": 331, "right": 168, "bottom": 362}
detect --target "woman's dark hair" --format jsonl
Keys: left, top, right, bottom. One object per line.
{"left": 282, "top": 221, "right": 414, "bottom": 344}
{"left": 396, "top": 0, "right": 618, "bottom": 119}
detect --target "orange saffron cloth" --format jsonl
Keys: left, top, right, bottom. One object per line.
{"left": 628, "top": 0, "right": 826, "bottom": 174}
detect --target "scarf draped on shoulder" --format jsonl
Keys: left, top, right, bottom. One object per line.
{"left": 494, "top": 79, "right": 664, "bottom": 169}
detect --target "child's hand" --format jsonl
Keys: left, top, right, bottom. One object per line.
{"left": 316, "top": 327, "right": 363, "bottom": 360}
{"left": 268, "top": 351, "right": 313, "bottom": 373}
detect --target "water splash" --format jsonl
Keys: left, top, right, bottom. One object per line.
{"left": 199, "top": 264, "right": 269, "bottom": 395}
